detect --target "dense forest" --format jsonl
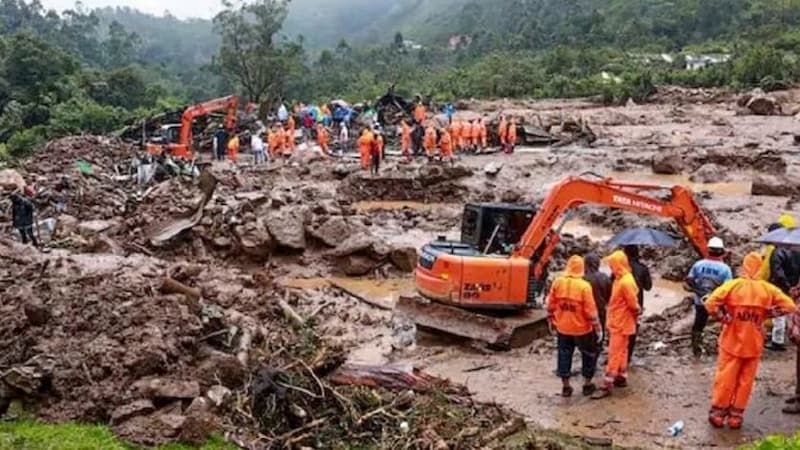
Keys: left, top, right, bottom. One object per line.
{"left": 2, "top": 0, "right": 800, "bottom": 159}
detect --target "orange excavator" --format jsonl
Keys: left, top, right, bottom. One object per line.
{"left": 397, "top": 175, "right": 716, "bottom": 347}
{"left": 146, "top": 95, "right": 239, "bottom": 160}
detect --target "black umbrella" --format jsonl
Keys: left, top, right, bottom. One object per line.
{"left": 607, "top": 227, "right": 678, "bottom": 248}
{"left": 756, "top": 227, "right": 800, "bottom": 247}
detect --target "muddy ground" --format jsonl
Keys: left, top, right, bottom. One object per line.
{"left": 2, "top": 86, "right": 800, "bottom": 449}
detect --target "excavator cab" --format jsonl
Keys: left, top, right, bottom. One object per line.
{"left": 151, "top": 124, "right": 181, "bottom": 145}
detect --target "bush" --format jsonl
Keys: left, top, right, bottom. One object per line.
{"left": 49, "top": 97, "right": 128, "bottom": 135}
{"left": 733, "top": 45, "right": 794, "bottom": 88}
{"left": 746, "top": 433, "right": 800, "bottom": 450}
{"left": 6, "top": 127, "right": 45, "bottom": 158}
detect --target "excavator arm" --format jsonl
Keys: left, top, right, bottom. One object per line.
{"left": 513, "top": 177, "right": 715, "bottom": 280}
{"left": 178, "top": 95, "right": 239, "bottom": 148}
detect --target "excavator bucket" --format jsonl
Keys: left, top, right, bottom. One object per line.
{"left": 395, "top": 296, "right": 548, "bottom": 349}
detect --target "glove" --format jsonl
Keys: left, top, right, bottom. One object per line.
{"left": 594, "top": 326, "right": 604, "bottom": 344}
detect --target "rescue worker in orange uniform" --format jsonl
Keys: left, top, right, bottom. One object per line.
{"left": 449, "top": 120, "right": 461, "bottom": 153}
{"left": 227, "top": 133, "right": 240, "bottom": 163}
{"left": 705, "top": 252, "right": 797, "bottom": 429}
{"left": 316, "top": 124, "right": 330, "bottom": 157}
{"left": 423, "top": 123, "right": 437, "bottom": 158}
{"left": 400, "top": 120, "right": 412, "bottom": 161}
{"left": 592, "top": 250, "right": 640, "bottom": 400}
{"left": 461, "top": 120, "right": 473, "bottom": 152}
{"left": 286, "top": 115, "right": 296, "bottom": 153}
{"left": 267, "top": 127, "right": 279, "bottom": 159}
{"left": 498, "top": 115, "right": 508, "bottom": 148}
{"left": 506, "top": 119, "right": 518, "bottom": 154}
{"left": 371, "top": 131, "right": 384, "bottom": 175}
{"left": 479, "top": 117, "right": 488, "bottom": 150}
{"left": 470, "top": 119, "right": 481, "bottom": 151}
{"left": 439, "top": 128, "right": 453, "bottom": 163}
{"left": 547, "top": 255, "right": 601, "bottom": 397}
{"left": 357, "top": 129, "right": 374, "bottom": 171}
{"left": 275, "top": 126, "right": 286, "bottom": 157}
{"left": 413, "top": 102, "right": 426, "bottom": 125}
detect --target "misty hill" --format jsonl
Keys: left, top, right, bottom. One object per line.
{"left": 282, "top": 0, "right": 468, "bottom": 49}
{"left": 94, "top": 7, "right": 218, "bottom": 67}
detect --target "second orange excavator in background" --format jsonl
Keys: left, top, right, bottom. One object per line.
{"left": 397, "top": 175, "right": 716, "bottom": 348}
{"left": 146, "top": 95, "right": 240, "bottom": 160}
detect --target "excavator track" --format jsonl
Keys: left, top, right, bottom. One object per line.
{"left": 395, "top": 296, "right": 549, "bottom": 349}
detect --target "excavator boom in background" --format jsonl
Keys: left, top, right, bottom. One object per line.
{"left": 397, "top": 176, "right": 716, "bottom": 348}
{"left": 146, "top": 95, "right": 240, "bottom": 160}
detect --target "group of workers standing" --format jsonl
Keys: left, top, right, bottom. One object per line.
{"left": 209, "top": 100, "right": 522, "bottom": 170}
{"left": 547, "top": 224, "right": 800, "bottom": 430}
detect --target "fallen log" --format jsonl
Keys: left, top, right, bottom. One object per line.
{"left": 160, "top": 277, "right": 201, "bottom": 300}
{"left": 329, "top": 364, "right": 467, "bottom": 395}
{"left": 479, "top": 416, "right": 526, "bottom": 446}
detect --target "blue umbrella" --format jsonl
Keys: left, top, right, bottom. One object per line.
{"left": 607, "top": 227, "right": 678, "bottom": 248}
{"left": 756, "top": 227, "right": 800, "bottom": 246}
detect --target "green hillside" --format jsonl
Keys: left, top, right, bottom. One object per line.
{"left": 282, "top": 0, "right": 468, "bottom": 49}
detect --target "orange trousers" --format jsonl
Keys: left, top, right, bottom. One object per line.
{"left": 424, "top": 145, "right": 435, "bottom": 157}
{"left": 228, "top": 149, "right": 238, "bottom": 163}
{"left": 360, "top": 148, "right": 370, "bottom": 170}
{"left": 401, "top": 138, "right": 411, "bottom": 157}
{"left": 711, "top": 348, "right": 760, "bottom": 412}
{"left": 605, "top": 333, "right": 630, "bottom": 383}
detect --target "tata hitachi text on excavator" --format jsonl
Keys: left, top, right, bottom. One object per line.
{"left": 396, "top": 176, "right": 716, "bottom": 348}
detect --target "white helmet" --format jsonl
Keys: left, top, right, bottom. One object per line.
{"left": 708, "top": 237, "right": 725, "bottom": 250}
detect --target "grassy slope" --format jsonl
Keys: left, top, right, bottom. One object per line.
{"left": 0, "top": 420, "right": 236, "bottom": 450}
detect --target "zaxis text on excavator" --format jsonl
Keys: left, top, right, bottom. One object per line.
{"left": 397, "top": 175, "right": 716, "bottom": 348}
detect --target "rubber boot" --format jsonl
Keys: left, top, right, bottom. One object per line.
{"left": 727, "top": 408, "right": 744, "bottom": 429}
{"left": 691, "top": 331, "right": 703, "bottom": 357}
{"left": 708, "top": 407, "right": 727, "bottom": 428}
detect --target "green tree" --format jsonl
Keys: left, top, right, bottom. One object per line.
{"left": 213, "top": 0, "right": 303, "bottom": 104}
{"left": 103, "top": 20, "right": 140, "bottom": 68}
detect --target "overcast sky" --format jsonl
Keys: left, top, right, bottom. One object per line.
{"left": 40, "top": 0, "right": 222, "bottom": 19}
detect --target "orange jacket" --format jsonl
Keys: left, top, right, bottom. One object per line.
{"left": 424, "top": 126, "right": 437, "bottom": 150}
{"left": 478, "top": 120, "right": 487, "bottom": 138}
{"left": 547, "top": 256, "right": 599, "bottom": 336}
{"left": 401, "top": 122, "right": 412, "bottom": 143}
{"left": 287, "top": 116, "right": 296, "bottom": 131}
{"left": 414, "top": 104, "right": 426, "bottom": 123}
{"left": 267, "top": 131, "right": 278, "bottom": 150}
{"left": 499, "top": 118, "right": 508, "bottom": 138}
{"left": 227, "top": 135, "right": 240, "bottom": 152}
{"left": 439, "top": 130, "right": 453, "bottom": 154}
{"left": 316, "top": 126, "right": 329, "bottom": 146}
{"left": 358, "top": 131, "right": 374, "bottom": 154}
{"left": 449, "top": 121, "right": 461, "bottom": 140}
{"left": 471, "top": 121, "right": 481, "bottom": 139}
{"left": 507, "top": 122, "right": 517, "bottom": 144}
{"left": 605, "top": 250, "right": 641, "bottom": 335}
{"left": 706, "top": 252, "right": 797, "bottom": 358}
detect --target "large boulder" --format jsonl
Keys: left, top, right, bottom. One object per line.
{"left": 752, "top": 175, "right": 799, "bottom": 197}
{"left": 0, "top": 169, "right": 25, "bottom": 191}
{"left": 338, "top": 255, "right": 380, "bottom": 276}
{"left": 265, "top": 208, "right": 307, "bottom": 250}
{"left": 233, "top": 218, "right": 274, "bottom": 258}
{"left": 652, "top": 154, "right": 685, "bottom": 175}
{"left": 308, "top": 216, "right": 352, "bottom": 247}
{"left": 745, "top": 89, "right": 782, "bottom": 116}
{"left": 389, "top": 247, "right": 418, "bottom": 273}
{"left": 689, "top": 163, "right": 727, "bottom": 183}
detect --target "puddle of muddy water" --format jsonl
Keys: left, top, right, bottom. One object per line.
{"left": 280, "top": 276, "right": 416, "bottom": 309}
{"left": 560, "top": 218, "right": 614, "bottom": 241}
{"left": 607, "top": 171, "right": 752, "bottom": 196}
{"left": 645, "top": 278, "right": 689, "bottom": 318}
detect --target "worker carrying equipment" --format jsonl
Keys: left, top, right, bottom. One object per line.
{"left": 397, "top": 176, "right": 716, "bottom": 348}
{"left": 705, "top": 252, "right": 796, "bottom": 429}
